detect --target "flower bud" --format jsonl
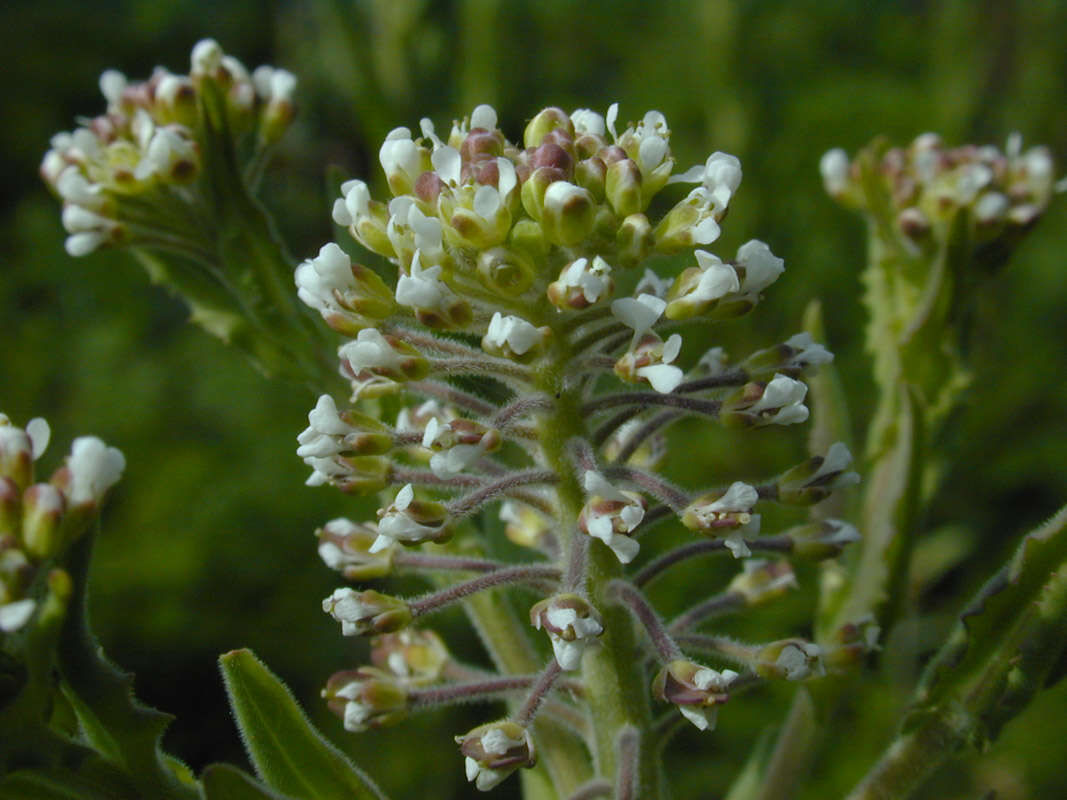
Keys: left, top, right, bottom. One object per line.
{"left": 652, "top": 660, "right": 738, "bottom": 731}
{"left": 54, "top": 436, "right": 125, "bottom": 509}
{"left": 821, "top": 615, "right": 881, "bottom": 670}
{"left": 322, "top": 587, "right": 412, "bottom": 637}
{"left": 524, "top": 107, "right": 574, "bottom": 149}
{"left": 0, "top": 478, "right": 20, "bottom": 538}
{"left": 323, "top": 667, "right": 408, "bottom": 732}
{"left": 457, "top": 720, "right": 536, "bottom": 792}
{"left": 0, "top": 598, "right": 36, "bottom": 634}
{"left": 574, "top": 157, "right": 606, "bottom": 200}
{"left": 547, "top": 256, "right": 613, "bottom": 310}
{"left": 616, "top": 213, "right": 653, "bottom": 266}
{"left": 530, "top": 594, "right": 604, "bottom": 671}
{"left": 482, "top": 313, "right": 550, "bottom": 361}
{"left": 743, "top": 332, "right": 833, "bottom": 378}
{"left": 380, "top": 127, "right": 429, "bottom": 196}
{"left": 499, "top": 501, "right": 553, "bottom": 550}
{"left": 727, "top": 559, "right": 797, "bottom": 606}
{"left": 371, "top": 629, "right": 450, "bottom": 684}
{"left": 297, "top": 395, "right": 393, "bottom": 468}
{"left": 540, "top": 182, "right": 596, "bottom": 246}
{"left": 721, "top": 374, "right": 808, "bottom": 428}
{"left": 333, "top": 180, "right": 395, "bottom": 259}
{"left": 519, "top": 166, "right": 561, "bottom": 221}
{"left": 776, "top": 442, "right": 860, "bottom": 505}
{"left": 295, "top": 243, "right": 395, "bottom": 335}
{"left": 21, "top": 484, "right": 66, "bottom": 560}
{"left": 373, "top": 484, "right": 450, "bottom": 551}
{"left": 316, "top": 518, "right": 394, "bottom": 580}
{"left": 252, "top": 66, "right": 297, "bottom": 145}
{"left": 0, "top": 545, "right": 33, "bottom": 605}
{"left": 605, "top": 158, "right": 643, "bottom": 217}
{"left": 303, "top": 454, "right": 391, "bottom": 494}
{"left": 653, "top": 189, "right": 723, "bottom": 252}
{"left": 476, "top": 247, "right": 536, "bottom": 296}
{"left": 755, "top": 639, "right": 825, "bottom": 681}
{"left": 785, "top": 519, "right": 860, "bottom": 560}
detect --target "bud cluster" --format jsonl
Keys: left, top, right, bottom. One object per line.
{"left": 40, "top": 39, "right": 297, "bottom": 258}
{"left": 0, "top": 413, "right": 124, "bottom": 633}
{"left": 300, "top": 103, "right": 863, "bottom": 793}
{"left": 821, "top": 133, "right": 1065, "bottom": 254}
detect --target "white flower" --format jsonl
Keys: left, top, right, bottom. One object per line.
{"left": 190, "top": 38, "right": 223, "bottom": 75}
{"left": 581, "top": 471, "right": 644, "bottom": 564}
{"left": 611, "top": 293, "right": 666, "bottom": 340}
{"left": 736, "top": 240, "right": 785, "bottom": 294}
{"left": 66, "top": 436, "right": 125, "bottom": 506}
{"left": 635, "top": 334, "right": 684, "bottom": 394}
{"left": 379, "top": 127, "right": 423, "bottom": 187}
{"left": 252, "top": 65, "right": 297, "bottom": 103}
{"left": 56, "top": 167, "right": 106, "bottom": 211}
{"left": 783, "top": 332, "right": 834, "bottom": 370}
{"left": 395, "top": 250, "right": 451, "bottom": 311}
{"left": 678, "top": 668, "right": 739, "bottom": 730}
{"left": 295, "top": 243, "right": 354, "bottom": 314}
{"left": 571, "top": 108, "right": 606, "bottom": 137}
{"left": 332, "top": 179, "right": 372, "bottom": 227}
{"left": 550, "top": 607, "right": 603, "bottom": 670}
{"left": 470, "top": 104, "right": 498, "bottom": 131}
{"left": 671, "top": 151, "right": 743, "bottom": 215}
{"left": 99, "top": 69, "right": 127, "bottom": 108}
{"left": 749, "top": 373, "right": 808, "bottom": 425}
{"left": 0, "top": 599, "right": 36, "bottom": 633}
{"left": 634, "top": 268, "right": 673, "bottom": 299}
{"left": 811, "top": 442, "right": 860, "bottom": 487}
{"left": 322, "top": 587, "right": 372, "bottom": 636}
{"left": 387, "top": 197, "right": 445, "bottom": 264}
{"left": 485, "top": 313, "right": 541, "bottom": 356}
{"left": 338, "top": 329, "right": 403, "bottom": 374}
{"left": 556, "top": 256, "right": 613, "bottom": 304}
{"left": 820, "top": 148, "right": 850, "bottom": 195}
{"left": 373, "top": 484, "right": 441, "bottom": 551}
{"left": 135, "top": 126, "right": 196, "bottom": 181}
{"left": 775, "top": 642, "right": 824, "bottom": 681}
{"left": 296, "top": 395, "right": 353, "bottom": 460}
{"left": 25, "top": 418, "right": 51, "bottom": 460}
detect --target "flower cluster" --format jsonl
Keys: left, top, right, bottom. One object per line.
{"left": 821, "top": 133, "right": 1066, "bottom": 254}
{"left": 40, "top": 39, "right": 296, "bottom": 258}
{"left": 300, "top": 104, "right": 865, "bottom": 792}
{"left": 0, "top": 413, "right": 124, "bottom": 633}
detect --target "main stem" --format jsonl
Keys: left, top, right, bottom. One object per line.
{"left": 535, "top": 338, "right": 661, "bottom": 798}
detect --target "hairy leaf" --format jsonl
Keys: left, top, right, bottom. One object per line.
{"left": 219, "top": 649, "right": 389, "bottom": 800}
{"left": 200, "top": 763, "right": 295, "bottom": 800}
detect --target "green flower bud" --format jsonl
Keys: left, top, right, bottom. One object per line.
{"left": 785, "top": 519, "right": 860, "bottom": 560}
{"left": 605, "top": 158, "right": 643, "bottom": 217}
{"left": 821, "top": 615, "right": 880, "bottom": 670}
{"left": 524, "top": 107, "right": 574, "bottom": 149}
{"left": 727, "top": 559, "right": 797, "bottom": 606}
{"left": 574, "top": 157, "right": 607, "bottom": 201}
{"left": 21, "top": 484, "right": 66, "bottom": 560}
{"left": 540, "top": 181, "right": 596, "bottom": 246}
{"left": 477, "top": 247, "right": 536, "bottom": 296}
{"left": 508, "top": 218, "right": 548, "bottom": 262}
{"left": 616, "top": 213, "right": 653, "bottom": 267}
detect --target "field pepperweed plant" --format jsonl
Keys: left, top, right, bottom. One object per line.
{"left": 6, "top": 38, "right": 1067, "bottom": 800}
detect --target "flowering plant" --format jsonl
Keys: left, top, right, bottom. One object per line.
{"left": 4, "top": 35, "right": 1067, "bottom": 800}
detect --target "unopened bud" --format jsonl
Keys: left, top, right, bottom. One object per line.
{"left": 721, "top": 374, "right": 808, "bottom": 428}
{"left": 785, "top": 519, "right": 860, "bottom": 560}
{"left": 605, "top": 158, "right": 643, "bottom": 217}
{"left": 742, "top": 332, "right": 833, "bottom": 377}
{"left": 524, "top": 107, "right": 574, "bottom": 149}
{"left": 540, "top": 181, "right": 596, "bottom": 246}
{"left": 21, "top": 484, "right": 66, "bottom": 560}
{"left": 665, "top": 250, "right": 740, "bottom": 321}
{"left": 616, "top": 213, "right": 653, "bottom": 266}
{"left": 822, "top": 615, "right": 881, "bottom": 670}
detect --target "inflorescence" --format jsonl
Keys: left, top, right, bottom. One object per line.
{"left": 300, "top": 102, "right": 867, "bottom": 792}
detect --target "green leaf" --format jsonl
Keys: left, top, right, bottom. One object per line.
{"left": 218, "top": 649, "right": 389, "bottom": 800}
{"left": 0, "top": 763, "right": 138, "bottom": 800}
{"left": 200, "top": 763, "right": 295, "bottom": 800}
{"left": 909, "top": 503, "right": 1067, "bottom": 744}
{"left": 56, "top": 534, "right": 196, "bottom": 800}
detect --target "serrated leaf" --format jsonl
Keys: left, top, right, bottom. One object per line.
{"left": 57, "top": 535, "right": 196, "bottom": 800}
{"left": 219, "top": 649, "right": 389, "bottom": 800}
{"left": 909, "top": 504, "right": 1067, "bottom": 742}
{"left": 200, "top": 763, "right": 295, "bottom": 800}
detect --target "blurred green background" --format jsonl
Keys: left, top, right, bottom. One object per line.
{"left": 4, "top": 1, "right": 1067, "bottom": 797}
